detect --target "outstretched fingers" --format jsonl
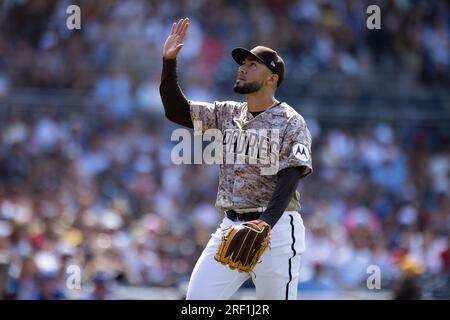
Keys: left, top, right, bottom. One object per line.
{"left": 165, "top": 18, "right": 189, "bottom": 58}
{"left": 175, "top": 17, "right": 189, "bottom": 35}
{"left": 170, "top": 22, "right": 176, "bottom": 35}
{"left": 174, "top": 18, "right": 183, "bottom": 34}
{"left": 180, "top": 19, "right": 189, "bottom": 38}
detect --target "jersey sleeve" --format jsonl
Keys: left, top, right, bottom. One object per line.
{"left": 278, "top": 115, "right": 313, "bottom": 177}
{"left": 189, "top": 100, "right": 223, "bottom": 132}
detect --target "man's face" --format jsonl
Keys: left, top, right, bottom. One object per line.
{"left": 233, "top": 57, "right": 273, "bottom": 94}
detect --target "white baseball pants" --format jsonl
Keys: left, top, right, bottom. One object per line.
{"left": 186, "top": 211, "right": 306, "bottom": 300}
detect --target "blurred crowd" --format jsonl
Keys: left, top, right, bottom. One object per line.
{"left": 298, "top": 123, "right": 450, "bottom": 298}
{"left": 0, "top": 109, "right": 449, "bottom": 299}
{"left": 1, "top": 0, "right": 449, "bottom": 104}
{"left": 0, "top": 109, "right": 220, "bottom": 299}
{"left": 0, "top": 0, "right": 449, "bottom": 299}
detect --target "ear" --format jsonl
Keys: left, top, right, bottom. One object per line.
{"left": 266, "top": 73, "right": 279, "bottom": 87}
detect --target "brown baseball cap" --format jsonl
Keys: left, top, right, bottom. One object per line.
{"left": 232, "top": 46, "right": 285, "bottom": 87}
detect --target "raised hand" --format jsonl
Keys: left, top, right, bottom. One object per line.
{"left": 163, "top": 17, "right": 190, "bottom": 59}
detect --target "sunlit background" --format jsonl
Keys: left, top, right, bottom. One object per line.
{"left": 0, "top": 0, "right": 449, "bottom": 299}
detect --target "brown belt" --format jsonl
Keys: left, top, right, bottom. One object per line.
{"left": 226, "top": 210, "right": 261, "bottom": 222}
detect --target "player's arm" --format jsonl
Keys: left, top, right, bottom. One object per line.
{"left": 259, "top": 166, "right": 305, "bottom": 228}
{"left": 160, "top": 18, "right": 193, "bottom": 129}
{"left": 259, "top": 116, "right": 313, "bottom": 228}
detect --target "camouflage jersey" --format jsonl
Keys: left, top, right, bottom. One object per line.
{"left": 189, "top": 100, "right": 313, "bottom": 213}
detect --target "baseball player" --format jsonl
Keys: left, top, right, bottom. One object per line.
{"left": 160, "top": 18, "right": 313, "bottom": 300}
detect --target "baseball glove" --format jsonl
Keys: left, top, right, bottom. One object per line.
{"left": 214, "top": 219, "right": 271, "bottom": 273}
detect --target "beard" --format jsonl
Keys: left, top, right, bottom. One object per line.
{"left": 233, "top": 80, "right": 263, "bottom": 94}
